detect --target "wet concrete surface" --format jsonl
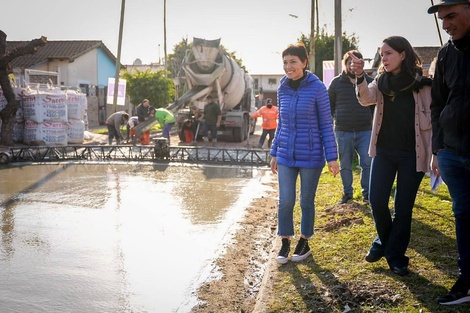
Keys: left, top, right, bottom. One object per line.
{"left": 0, "top": 162, "right": 271, "bottom": 312}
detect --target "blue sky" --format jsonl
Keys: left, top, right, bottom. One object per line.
{"left": 3, "top": 0, "right": 443, "bottom": 74}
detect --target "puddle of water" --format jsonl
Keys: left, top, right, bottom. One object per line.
{"left": 0, "top": 162, "right": 270, "bottom": 312}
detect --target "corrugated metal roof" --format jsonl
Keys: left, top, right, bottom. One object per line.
{"left": 6, "top": 40, "right": 118, "bottom": 69}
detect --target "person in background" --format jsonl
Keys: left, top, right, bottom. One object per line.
{"left": 153, "top": 107, "right": 176, "bottom": 144}
{"left": 200, "top": 95, "right": 222, "bottom": 145}
{"left": 328, "top": 50, "right": 374, "bottom": 204}
{"left": 105, "top": 111, "right": 129, "bottom": 145}
{"left": 250, "top": 98, "right": 279, "bottom": 149}
{"left": 270, "top": 42, "right": 339, "bottom": 264}
{"left": 427, "top": 0, "right": 470, "bottom": 305}
{"left": 136, "top": 99, "right": 151, "bottom": 145}
{"left": 350, "top": 36, "right": 434, "bottom": 276}
{"left": 126, "top": 115, "right": 139, "bottom": 143}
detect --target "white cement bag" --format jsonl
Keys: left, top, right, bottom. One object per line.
{"left": 40, "top": 93, "right": 67, "bottom": 123}
{"left": 24, "top": 120, "right": 67, "bottom": 146}
{"left": 80, "top": 94, "right": 89, "bottom": 130}
{"left": 22, "top": 92, "right": 43, "bottom": 123}
{"left": 13, "top": 119, "right": 24, "bottom": 143}
{"left": 66, "top": 92, "right": 85, "bottom": 120}
{"left": 66, "top": 119, "right": 85, "bottom": 144}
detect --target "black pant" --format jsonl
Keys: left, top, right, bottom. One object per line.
{"left": 259, "top": 129, "right": 275, "bottom": 148}
{"left": 107, "top": 125, "right": 121, "bottom": 144}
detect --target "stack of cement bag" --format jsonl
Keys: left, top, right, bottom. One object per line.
{"left": 22, "top": 88, "right": 87, "bottom": 145}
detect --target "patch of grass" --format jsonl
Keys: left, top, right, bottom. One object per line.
{"left": 266, "top": 167, "right": 470, "bottom": 312}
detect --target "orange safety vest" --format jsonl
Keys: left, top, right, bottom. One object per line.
{"left": 251, "top": 106, "right": 278, "bottom": 130}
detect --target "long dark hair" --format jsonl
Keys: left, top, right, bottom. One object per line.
{"left": 378, "top": 36, "right": 422, "bottom": 76}
{"left": 282, "top": 42, "right": 309, "bottom": 70}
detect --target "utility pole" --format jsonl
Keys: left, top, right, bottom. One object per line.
{"left": 113, "top": 0, "right": 125, "bottom": 113}
{"left": 164, "top": 0, "right": 167, "bottom": 75}
{"left": 334, "top": 0, "right": 342, "bottom": 76}
{"left": 309, "top": 0, "right": 315, "bottom": 73}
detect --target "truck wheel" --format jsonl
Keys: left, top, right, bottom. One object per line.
{"left": 250, "top": 117, "right": 256, "bottom": 135}
{"left": 243, "top": 116, "right": 249, "bottom": 140}
{"left": 233, "top": 127, "right": 242, "bottom": 142}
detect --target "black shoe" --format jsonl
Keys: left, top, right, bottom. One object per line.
{"left": 365, "top": 250, "right": 383, "bottom": 263}
{"left": 276, "top": 238, "right": 290, "bottom": 264}
{"left": 390, "top": 266, "right": 409, "bottom": 276}
{"left": 337, "top": 194, "right": 353, "bottom": 204}
{"left": 438, "top": 277, "right": 470, "bottom": 305}
{"left": 291, "top": 237, "right": 311, "bottom": 262}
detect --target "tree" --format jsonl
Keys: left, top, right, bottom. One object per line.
{"left": 121, "top": 68, "right": 175, "bottom": 109}
{"left": 0, "top": 31, "right": 47, "bottom": 146}
{"left": 167, "top": 37, "right": 190, "bottom": 78}
{"left": 299, "top": 30, "right": 358, "bottom": 81}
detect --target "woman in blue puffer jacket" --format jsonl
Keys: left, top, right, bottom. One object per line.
{"left": 270, "top": 43, "right": 339, "bottom": 264}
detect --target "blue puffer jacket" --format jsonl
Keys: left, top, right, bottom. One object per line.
{"left": 270, "top": 71, "right": 338, "bottom": 168}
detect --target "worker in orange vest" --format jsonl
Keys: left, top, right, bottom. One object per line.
{"left": 136, "top": 99, "right": 151, "bottom": 145}
{"left": 251, "top": 98, "right": 279, "bottom": 149}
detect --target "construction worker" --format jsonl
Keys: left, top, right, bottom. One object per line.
{"left": 136, "top": 99, "right": 151, "bottom": 145}
{"left": 153, "top": 107, "right": 176, "bottom": 144}
{"left": 105, "top": 111, "right": 129, "bottom": 145}
{"left": 251, "top": 98, "right": 278, "bottom": 148}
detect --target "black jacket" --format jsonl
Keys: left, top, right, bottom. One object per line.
{"left": 431, "top": 38, "right": 470, "bottom": 156}
{"left": 328, "top": 71, "right": 374, "bottom": 132}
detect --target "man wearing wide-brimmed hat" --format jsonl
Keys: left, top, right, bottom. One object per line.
{"left": 428, "top": 0, "right": 470, "bottom": 306}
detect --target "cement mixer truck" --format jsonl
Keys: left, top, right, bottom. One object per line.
{"left": 167, "top": 37, "right": 257, "bottom": 142}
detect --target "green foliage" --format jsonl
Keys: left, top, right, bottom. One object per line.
{"left": 121, "top": 69, "right": 175, "bottom": 109}
{"left": 167, "top": 37, "right": 190, "bottom": 78}
{"left": 299, "top": 30, "right": 359, "bottom": 80}
{"left": 220, "top": 45, "right": 246, "bottom": 73}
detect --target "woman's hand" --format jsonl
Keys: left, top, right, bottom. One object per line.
{"left": 270, "top": 156, "right": 278, "bottom": 174}
{"left": 431, "top": 154, "right": 440, "bottom": 178}
{"left": 328, "top": 160, "right": 340, "bottom": 177}
{"left": 347, "top": 51, "right": 365, "bottom": 76}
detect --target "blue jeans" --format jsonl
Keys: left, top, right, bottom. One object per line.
{"left": 162, "top": 123, "right": 175, "bottom": 140}
{"left": 277, "top": 164, "right": 322, "bottom": 238}
{"left": 438, "top": 148, "right": 470, "bottom": 278}
{"left": 335, "top": 130, "right": 372, "bottom": 197}
{"left": 368, "top": 148, "right": 424, "bottom": 268}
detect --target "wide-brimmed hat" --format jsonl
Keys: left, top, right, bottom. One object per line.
{"left": 428, "top": 0, "right": 470, "bottom": 14}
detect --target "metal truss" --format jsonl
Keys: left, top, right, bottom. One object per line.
{"left": 6, "top": 145, "right": 270, "bottom": 166}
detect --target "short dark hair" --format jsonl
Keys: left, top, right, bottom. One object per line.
{"left": 282, "top": 43, "right": 309, "bottom": 70}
